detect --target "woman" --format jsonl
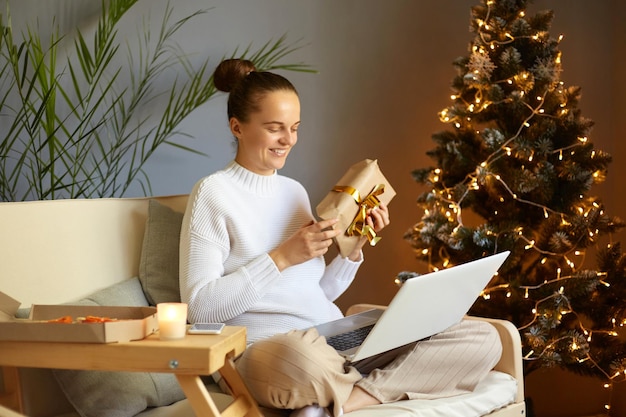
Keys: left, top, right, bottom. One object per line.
{"left": 179, "top": 59, "right": 501, "bottom": 417}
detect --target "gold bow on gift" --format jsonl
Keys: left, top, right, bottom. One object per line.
{"left": 332, "top": 183, "right": 386, "bottom": 246}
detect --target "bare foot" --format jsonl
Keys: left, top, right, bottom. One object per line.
{"left": 342, "top": 386, "right": 381, "bottom": 414}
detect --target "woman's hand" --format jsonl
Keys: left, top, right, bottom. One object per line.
{"left": 346, "top": 202, "right": 391, "bottom": 261}
{"left": 270, "top": 218, "right": 342, "bottom": 271}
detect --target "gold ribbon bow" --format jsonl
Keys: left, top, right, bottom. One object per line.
{"left": 332, "top": 183, "right": 385, "bottom": 246}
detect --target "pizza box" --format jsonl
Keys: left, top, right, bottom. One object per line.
{"left": 0, "top": 291, "right": 158, "bottom": 343}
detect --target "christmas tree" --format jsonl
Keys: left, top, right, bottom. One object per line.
{"left": 404, "top": 0, "right": 626, "bottom": 399}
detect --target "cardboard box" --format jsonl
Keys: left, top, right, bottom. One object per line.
{"left": 0, "top": 291, "right": 158, "bottom": 343}
{"left": 316, "top": 159, "right": 396, "bottom": 257}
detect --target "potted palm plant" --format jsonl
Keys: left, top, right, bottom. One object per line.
{"left": 0, "top": 0, "right": 312, "bottom": 201}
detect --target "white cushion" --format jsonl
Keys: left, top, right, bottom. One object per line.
{"left": 343, "top": 371, "right": 516, "bottom": 417}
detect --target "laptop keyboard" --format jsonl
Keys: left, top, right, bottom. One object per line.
{"left": 325, "top": 324, "right": 375, "bottom": 351}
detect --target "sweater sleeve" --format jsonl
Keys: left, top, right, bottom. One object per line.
{"left": 179, "top": 180, "right": 282, "bottom": 324}
{"left": 319, "top": 253, "right": 363, "bottom": 301}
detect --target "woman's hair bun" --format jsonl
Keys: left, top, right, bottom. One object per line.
{"left": 213, "top": 59, "right": 257, "bottom": 93}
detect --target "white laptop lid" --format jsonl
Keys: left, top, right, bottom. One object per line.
{"left": 350, "top": 251, "right": 510, "bottom": 362}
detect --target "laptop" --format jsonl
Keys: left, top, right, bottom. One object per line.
{"left": 314, "top": 251, "right": 510, "bottom": 363}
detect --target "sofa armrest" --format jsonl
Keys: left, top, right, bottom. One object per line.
{"left": 345, "top": 304, "right": 386, "bottom": 316}
{"left": 0, "top": 404, "right": 25, "bottom": 417}
{"left": 464, "top": 315, "right": 525, "bottom": 403}
{"left": 346, "top": 304, "right": 525, "bottom": 404}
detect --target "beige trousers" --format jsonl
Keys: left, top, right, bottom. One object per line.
{"left": 236, "top": 319, "right": 502, "bottom": 416}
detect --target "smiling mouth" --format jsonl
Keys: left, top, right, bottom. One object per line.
{"left": 270, "top": 148, "right": 287, "bottom": 156}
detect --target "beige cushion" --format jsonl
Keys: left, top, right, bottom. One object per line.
{"left": 139, "top": 199, "right": 184, "bottom": 305}
{"left": 52, "top": 278, "right": 185, "bottom": 417}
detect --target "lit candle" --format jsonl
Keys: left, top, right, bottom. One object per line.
{"left": 157, "top": 303, "right": 188, "bottom": 340}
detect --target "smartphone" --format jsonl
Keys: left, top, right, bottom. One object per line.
{"left": 187, "top": 322, "right": 225, "bottom": 335}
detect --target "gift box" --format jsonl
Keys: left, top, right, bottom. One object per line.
{"left": 316, "top": 159, "right": 396, "bottom": 257}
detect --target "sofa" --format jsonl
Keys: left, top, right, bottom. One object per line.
{"left": 0, "top": 195, "right": 526, "bottom": 417}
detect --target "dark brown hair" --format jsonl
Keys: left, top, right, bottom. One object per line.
{"left": 213, "top": 59, "right": 298, "bottom": 122}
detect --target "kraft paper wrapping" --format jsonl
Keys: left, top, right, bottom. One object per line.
{"left": 316, "top": 159, "right": 396, "bottom": 257}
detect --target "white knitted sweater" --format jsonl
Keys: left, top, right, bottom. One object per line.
{"left": 179, "top": 161, "right": 363, "bottom": 343}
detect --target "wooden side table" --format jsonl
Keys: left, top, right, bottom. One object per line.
{"left": 0, "top": 326, "right": 262, "bottom": 417}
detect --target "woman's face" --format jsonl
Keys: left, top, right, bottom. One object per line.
{"left": 231, "top": 90, "right": 300, "bottom": 176}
